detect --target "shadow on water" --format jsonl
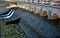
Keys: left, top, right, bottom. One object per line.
{"left": 5, "top": 18, "right": 20, "bottom": 25}
{"left": 38, "top": 15, "right": 59, "bottom": 27}
{"left": 48, "top": 19, "right": 59, "bottom": 26}
{"left": 18, "top": 9, "right": 59, "bottom": 27}
{"left": 28, "top": 11, "right": 59, "bottom": 27}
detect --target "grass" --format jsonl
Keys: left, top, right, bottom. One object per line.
{"left": 0, "top": 1, "right": 17, "bottom": 7}
{"left": 0, "top": 2, "right": 9, "bottom": 7}
{"left": 0, "top": 1, "right": 26, "bottom": 38}
{"left": 0, "top": 21, "right": 26, "bottom": 38}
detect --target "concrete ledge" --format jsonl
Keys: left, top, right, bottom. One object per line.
{"left": 6, "top": 5, "right": 19, "bottom": 9}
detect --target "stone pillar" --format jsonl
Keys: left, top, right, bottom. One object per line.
{"left": 26, "top": 0, "right": 27, "bottom": 3}
{"left": 36, "top": 0, "right": 38, "bottom": 4}
{"left": 19, "top": 0, "right": 22, "bottom": 2}
{"left": 30, "top": 0, "right": 32, "bottom": 3}
{"left": 21, "top": 0, "right": 23, "bottom": 2}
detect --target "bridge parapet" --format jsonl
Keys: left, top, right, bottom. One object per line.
{"left": 17, "top": 0, "right": 60, "bottom": 20}
{"left": 48, "top": 7, "right": 60, "bottom": 20}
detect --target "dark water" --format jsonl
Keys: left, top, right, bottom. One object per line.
{"left": 15, "top": 9, "right": 60, "bottom": 38}
{"left": 5, "top": 18, "right": 20, "bottom": 25}
{"left": 25, "top": 10, "right": 59, "bottom": 27}
{"left": 2, "top": 8, "right": 60, "bottom": 38}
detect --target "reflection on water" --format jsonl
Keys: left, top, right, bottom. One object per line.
{"left": 11, "top": 9, "right": 60, "bottom": 38}
{"left": 29, "top": 11, "right": 59, "bottom": 27}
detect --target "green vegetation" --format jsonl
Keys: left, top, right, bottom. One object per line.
{"left": 0, "top": 22, "right": 26, "bottom": 38}
{"left": 0, "top": 1, "right": 26, "bottom": 38}
{"left": 0, "top": 1, "right": 17, "bottom": 7}
{"left": 0, "top": 2, "right": 10, "bottom": 7}
{"left": 0, "top": 2, "right": 9, "bottom": 7}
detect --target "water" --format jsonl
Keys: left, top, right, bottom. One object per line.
{"left": 0, "top": 8, "right": 59, "bottom": 38}
{"left": 15, "top": 9, "right": 60, "bottom": 38}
